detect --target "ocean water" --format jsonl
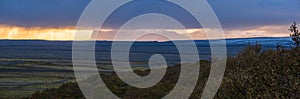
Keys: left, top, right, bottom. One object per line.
{"left": 0, "top": 37, "right": 294, "bottom": 66}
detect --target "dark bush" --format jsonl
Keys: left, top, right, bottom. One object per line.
{"left": 289, "top": 22, "right": 300, "bottom": 47}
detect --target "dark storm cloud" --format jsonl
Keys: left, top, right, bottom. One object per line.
{"left": 209, "top": 0, "right": 300, "bottom": 29}
{"left": 0, "top": 0, "right": 91, "bottom": 27}
{"left": 0, "top": 0, "right": 299, "bottom": 28}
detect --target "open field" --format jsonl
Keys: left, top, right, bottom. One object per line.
{"left": 0, "top": 59, "right": 150, "bottom": 98}
{"left": 0, "top": 59, "right": 76, "bottom": 98}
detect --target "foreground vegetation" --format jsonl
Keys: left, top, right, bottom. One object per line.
{"left": 26, "top": 44, "right": 300, "bottom": 99}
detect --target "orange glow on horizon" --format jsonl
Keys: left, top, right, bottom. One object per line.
{"left": 0, "top": 25, "right": 119, "bottom": 40}
{"left": 0, "top": 25, "right": 76, "bottom": 40}
{"left": 0, "top": 24, "right": 290, "bottom": 41}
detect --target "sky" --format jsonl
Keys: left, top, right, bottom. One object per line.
{"left": 0, "top": 0, "right": 300, "bottom": 41}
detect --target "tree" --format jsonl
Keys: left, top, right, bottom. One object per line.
{"left": 289, "top": 22, "right": 300, "bottom": 47}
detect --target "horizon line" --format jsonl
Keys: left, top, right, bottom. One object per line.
{"left": 0, "top": 36, "right": 291, "bottom": 42}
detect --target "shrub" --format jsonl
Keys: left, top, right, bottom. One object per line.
{"left": 289, "top": 22, "right": 300, "bottom": 47}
